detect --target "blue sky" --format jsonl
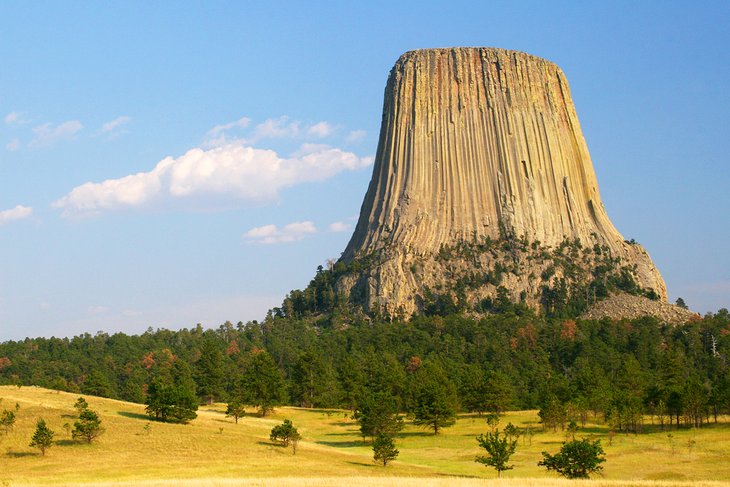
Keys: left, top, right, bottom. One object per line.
{"left": 1, "top": 1, "right": 728, "bottom": 340}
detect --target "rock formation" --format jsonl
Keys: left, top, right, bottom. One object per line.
{"left": 335, "top": 47, "right": 667, "bottom": 318}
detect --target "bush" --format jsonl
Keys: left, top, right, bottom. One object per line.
{"left": 270, "top": 419, "right": 301, "bottom": 450}
{"left": 538, "top": 438, "right": 606, "bottom": 479}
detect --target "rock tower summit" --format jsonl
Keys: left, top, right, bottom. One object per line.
{"left": 336, "top": 48, "right": 667, "bottom": 317}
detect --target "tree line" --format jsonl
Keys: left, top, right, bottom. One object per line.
{"left": 1, "top": 307, "right": 729, "bottom": 430}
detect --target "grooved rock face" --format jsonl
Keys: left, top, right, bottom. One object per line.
{"left": 337, "top": 48, "right": 667, "bottom": 317}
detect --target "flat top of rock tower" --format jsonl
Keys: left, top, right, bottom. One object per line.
{"left": 396, "top": 47, "right": 557, "bottom": 66}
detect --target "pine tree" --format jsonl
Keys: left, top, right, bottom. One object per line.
{"left": 73, "top": 397, "right": 89, "bottom": 414}
{"left": 195, "top": 338, "right": 226, "bottom": 405}
{"left": 539, "top": 438, "right": 606, "bottom": 479}
{"left": 72, "top": 409, "right": 104, "bottom": 443}
{"left": 269, "top": 419, "right": 301, "bottom": 449}
{"left": 145, "top": 361, "right": 198, "bottom": 424}
{"left": 409, "top": 362, "right": 458, "bottom": 435}
{"left": 475, "top": 429, "right": 517, "bottom": 477}
{"left": 0, "top": 409, "right": 16, "bottom": 433}
{"left": 354, "top": 391, "right": 404, "bottom": 440}
{"left": 225, "top": 400, "right": 246, "bottom": 424}
{"left": 372, "top": 432, "right": 399, "bottom": 466}
{"left": 29, "top": 418, "right": 55, "bottom": 456}
{"left": 240, "top": 350, "right": 286, "bottom": 416}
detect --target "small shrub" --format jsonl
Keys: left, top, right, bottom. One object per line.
{"left": 270, "top": 419, "right": 301, "bottom": 451}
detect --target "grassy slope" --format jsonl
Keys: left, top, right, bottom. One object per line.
{"left": 1, "top": 386, "right": 729, "bottom": 486}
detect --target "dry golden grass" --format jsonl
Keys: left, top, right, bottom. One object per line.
{"left": 14, "top": 479, "right": 730, "bottom": 487}
{"left": 1, "top": 386, "right": 729, "bottom": 486}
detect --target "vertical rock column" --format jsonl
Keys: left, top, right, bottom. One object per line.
{"left": 339, "top": 48, "right": 666, "bottom": 316}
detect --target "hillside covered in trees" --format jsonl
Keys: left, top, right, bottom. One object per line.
{"left": 1, "top": 292, "right": 729, "bottom": 430}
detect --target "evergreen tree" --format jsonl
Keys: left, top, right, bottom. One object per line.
{"left": 354, "top": 391, "right": 403, "bottom": 440}
{"left": 74, "top": 397, "right": 89, "bottom": 414}
{"left": 459, "top": 365, "right": 488, "bottom": 414}
{"left": 195, "top": 338, "right": 226, "bottom": 405}
{"left": 539, "top": 438, "right": 606, "bottom": 479}
{"left": 269, "top": 419, "right": 301, "bottom": 448}
{"left": 475, "top": 429, "right": 517, "bottom": 477}
{"left": 225, "top": 400, "right": 246, "bottom": 424}
{"left": 29, "top": 418, "right": 54, "bottom": 456}
{"left": 291, "top": 351, "right": 336, "bottom": 408}
{"left": 72, "top": 408, "right": 104, "bottom": 443}
{"left": 240, "top": 350, "right": 286, "bottom": 416}
{"left": 483, "top": 371, "right": 514, "bottom": 414}
{"left": 0, "top": 409, "right": 16, "bottom": 433}
{"left": 81, "top": 370, "right": 115, "bottom": 398}
{"left": 145, "top": 361, "right": 198, "bottom": 424}
{"left": 372, "top": 432, "right": 399, "bottom": 466}
{"left": 409, "top": 362, "right": 458, "bottom": 435}
{"left": 539, "top": 395, "right": 567, "bottom": 431}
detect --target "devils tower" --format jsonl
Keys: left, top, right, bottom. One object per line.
{"left": 333, "top": 48, "right": 668, "bottom": 318}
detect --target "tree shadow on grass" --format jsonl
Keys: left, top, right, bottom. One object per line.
{"left": 117, "top": 411, "right": 150, "bottom": 421}
{"left": 317, "top": 440, "right": 365, "bottom": 448}
{"left": 55, "top": 439, "right": 79, "bottom": 446}
{"left": 345, "top": 461, "right": 379, "bottom": 468}
{"left": 394, "top": 431, "right": 431, "bottom": 438}
{"left": 5, "top": 450, "right": 36, "bottom": 458}
{"left": 212, "top": 418, "right": 235, "bottom": 424}
{"left": 435, "top": 473, "right": 481, "bottom": 479}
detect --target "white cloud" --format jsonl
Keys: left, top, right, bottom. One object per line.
{"left": 251, "top": 116, "right": 300, "bottom": 141}
{"left": 0, "top": 205, "right": 33, "bottom": 226}
{"left": 53, "top": 141, "right": 373, "bottom": 217}
{"left": 307, "top": 121, "right": 334, "bottom": 138}
{"left": 204, "top": 117, "right": 251, "bottom": 147}
{"left": 99, "top": 116, "right": 131, "bottom": 134}
{"left": 29, "top": 120, "right": 83, "bottom": 148}
{"left": 346, "top": 129, "right": 367, "bottom": 143}
{"left": 6, "top": 139, "right": 21, "bottom": 151}
{"left": 208, "top": 117, "right": 251, "bottom": 136}
{"left": 329, "top": 221, "right": 351, "bottom": 232}
{"left": 4, "top": 111, "right": 27, "bottom": 125}
{"left": 244, "top": 221, "right": 317, "bottom": 244}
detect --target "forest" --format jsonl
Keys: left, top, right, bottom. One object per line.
{"left": 1, "top": 290, "right": 729, "bottom": 432}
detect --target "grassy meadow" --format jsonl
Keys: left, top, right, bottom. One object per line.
{"left": 1, "top": 385, "right": 729, "bottom": 486}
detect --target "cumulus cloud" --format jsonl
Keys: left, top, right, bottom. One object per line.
{"left": 346, "top": 129, "right": 367, "bottom": 143}
{"left": 307, "top": 121, "right": 334, "bottom": 138}
{"left": 0, "top": 205, "right": 33, "bottom": 226}
{"left": 99, "top": 116, "right": 131, "bottom": 134}
{"left": 244, "top": 221, "right": 317, "bottom": 244}
{"left": 329, "top": 221, "right": 351, "bottom": 232}
{"left": 6, "top": 139, "right": 21, "bottom": 151}
{"left": 53, "top": 141, "right": 373, "bottom": 217}
{"left": 29, "top": 120, "right": 83, "bottom": 148}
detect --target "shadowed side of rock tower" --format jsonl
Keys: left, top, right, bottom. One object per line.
{"left": 334, "top": 47, "right": 667, "bottom": 319}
